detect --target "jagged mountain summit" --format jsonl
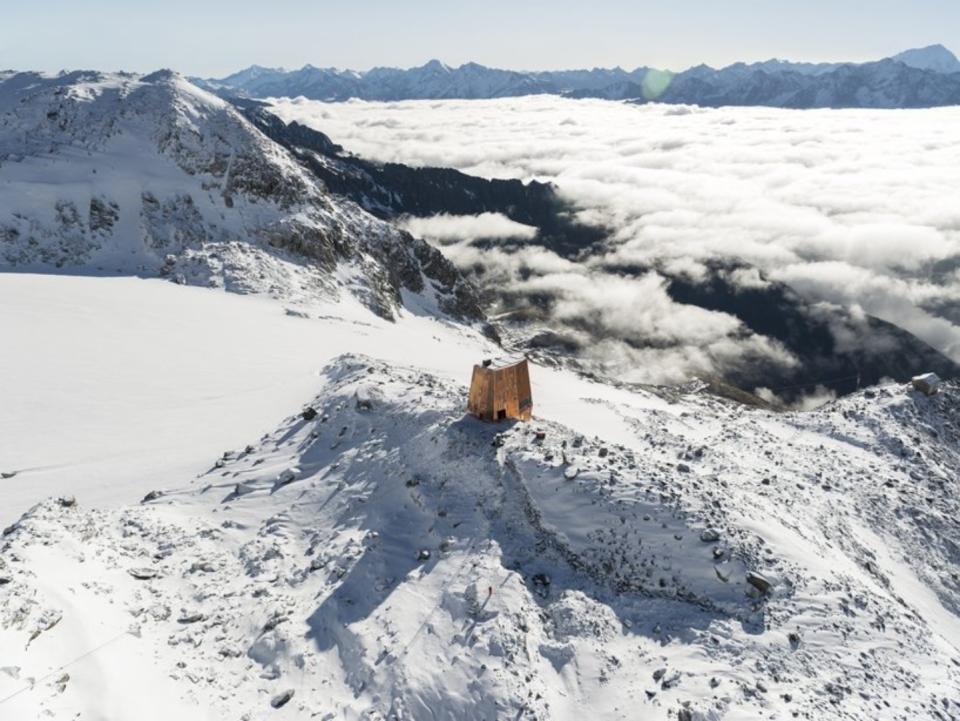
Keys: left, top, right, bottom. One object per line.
{"left": 197, "top": 44, "right": 960, "bottom": 108}
{"left": 0, "top": 70, "right": 482, "bottom": 320}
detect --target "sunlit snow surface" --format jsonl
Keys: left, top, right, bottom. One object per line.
{"left": 2, "top": 275, "right": 959, "bottom": 720}
{"left": 270, "top": 97, "right": 960, "bottom": 378}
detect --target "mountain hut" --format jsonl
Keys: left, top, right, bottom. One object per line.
{"left": 467, "top": 356, "right": 532, "bottom": 422}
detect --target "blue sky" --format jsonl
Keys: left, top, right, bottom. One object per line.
{"left": 3, "top": 0, "right": 958, "bottom": 76}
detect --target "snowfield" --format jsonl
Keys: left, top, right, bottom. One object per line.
{"left": 2, "top": 275, "right": 959, "bottom": 720}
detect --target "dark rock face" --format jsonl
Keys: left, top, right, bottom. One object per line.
{"left": 659, "top": 263, "right": 960, "bottom": 400}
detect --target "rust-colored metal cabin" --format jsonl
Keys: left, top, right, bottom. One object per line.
{"left": 467, "top": 356, "right": 532, "bottom": 422}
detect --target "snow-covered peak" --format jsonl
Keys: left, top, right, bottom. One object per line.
{"left": 420, "top": 58, "right": 452, "bottom": 73}
{"left": 890, "top": 43, "right": 960, "bottom": 74}
{"left": 0, "top": 70, "right": 483, "bottom": 320}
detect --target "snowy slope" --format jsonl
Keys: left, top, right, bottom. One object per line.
{"left": 0, "top": 70, "right": 481, "bottom": 320}
{"left": 2, "top": 276, "right": 959, "bottom": 721}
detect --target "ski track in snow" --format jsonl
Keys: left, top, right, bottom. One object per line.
{"left": 2, "top": 276, "right": 960, "bottom": 720}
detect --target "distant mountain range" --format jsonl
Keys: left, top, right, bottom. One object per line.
{"left": 195, "top": 44, "right": 960, "bottom": 108}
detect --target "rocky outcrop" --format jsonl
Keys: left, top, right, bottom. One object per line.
{"left": 0, "top": 70, "right": 486, "bottom": 322}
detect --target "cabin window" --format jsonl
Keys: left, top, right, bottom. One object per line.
{"left": 497, "top": 409, "right": 507, "bottom": 420}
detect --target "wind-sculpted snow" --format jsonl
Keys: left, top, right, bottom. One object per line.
{"left": 0, "top": 71, "right": 483, "bottom": 321}
{"left": 2, "top": 355, "right": 959, "bottom": 720}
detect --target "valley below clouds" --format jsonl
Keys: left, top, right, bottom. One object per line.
{"left": 271, "top": 96, "right": 960, "bottom": 389}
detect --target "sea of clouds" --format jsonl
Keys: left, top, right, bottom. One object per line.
{"left": 271, "top": 96, "right": 960, "bottom": 385}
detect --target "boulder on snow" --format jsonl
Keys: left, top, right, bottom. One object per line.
{"left": 355, "top": 385, "right": 376, "bottom": 411}
{"left": 271, "top": 689, "right": 295, "bottom": 709}
{"left": 699, "top": 529, "right": 720, "bottom": 543}
{"left": 417, "top": 549, "right": 431, "bottom": 561}
{"left": 301, "top": 406, "right": 318, "bottom": 421}
{"left": 746, "top": 571, "right": 773, "bottom": 594}
{"left": 911, "top": 372, "right": 942, "bottom": 396}
{"left": 0, "top": 471, "right": 16, "bottom": 479}
{"left": 275, "top": 467, "right": 299, "bottom": 488}
{"left": 57, "top": 495, "right": 77, "bottom": 508}
{"left": 141, "top": 490, "right": 164, "bottom": 503}
{"left": 128, "top": 567, "right": 159, "bottom": 580}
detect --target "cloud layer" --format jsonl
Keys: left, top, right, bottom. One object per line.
{"left": 272, "top": 96, "right": 960, "bottom": 385}
{"left": 399, "top": 212, "right": 538, "bottom": 243}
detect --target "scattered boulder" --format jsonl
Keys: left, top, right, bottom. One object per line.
{"left": 699, "top": 529, "right": 720, "bottom": 543}
{"left": 128, "top": 567, "right": 159, "bottom": 580}
{"left": 58, "top": 496, "right": 77, "bottom": 508}
{"left": 301, "top": 407, "right": 318, "bottom": 421}
{"left": 355, "top": 386, "right": 375, "bottom": 411}
{"left": 746, "top": 571, "right": 772, "bottom": 594}
{"left": 271, "top": 689, "right": 295, "bottom": 709}
{"left": 532, "top": 573, "right": 551, "bottom": 588}
{"left": 0, "top": 471, "right": 16, "bottom": 479}
{"left": 141, "top": 490, "right": 164, "bottom": 503}
{"left": 417, "top": 549, "right": 431, "bottom": 562}
{"left": 189, "top": 561, "right": 216, "bottom": 574}
{"left": 275, "top": 468, "right": 299, "bottom": 487}
{"left": 911, "top": 372, "right": 941, "bottom": 396}
{"left": 177, "top": 612, "right": 205, "bottom": 624}
{"left": 54, "top": 672, "right": 70, "bottom": 693}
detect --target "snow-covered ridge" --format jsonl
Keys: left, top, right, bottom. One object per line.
{"left": 0, "top": 70, "right": 482, "bottom": 320}
{"left": 2, "top": 353, "right": 958, "bottom": 719}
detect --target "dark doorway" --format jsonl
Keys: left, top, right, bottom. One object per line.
{"left": 496, "top": 409, "right": 507, "bottom": 420}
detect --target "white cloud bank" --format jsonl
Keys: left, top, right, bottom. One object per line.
{"left": 271, "top": 95, "right": 960, "bottom": 380}
{"left": 399, "top": 212, "right": 537, "bottom": 243}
